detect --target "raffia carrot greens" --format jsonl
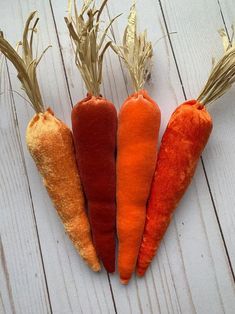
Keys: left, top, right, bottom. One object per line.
{"left": 65, "top": 0, "right": 118, "bottom": 273}
{"left": 111, "top": 4, "right": 161, "bottom": 284}
{"left": 0, "top": 12, "right": 100, "bottom": 272}
{"left": 137, "top": 29, "right": 235, "bottom": 276}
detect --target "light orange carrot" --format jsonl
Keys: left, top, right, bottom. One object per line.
{"left": 0, "top": 12, "right": 100, "bottom": 271}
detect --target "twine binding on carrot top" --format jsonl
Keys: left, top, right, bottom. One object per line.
{"left": 0, "top": 11, "right": 51, "bottom": 113}
{"left": 197, "top": 26, "right": 235, "bottom": 106}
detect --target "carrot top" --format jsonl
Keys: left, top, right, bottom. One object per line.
{"left": 197, "top": 27, "right": 235, "bottom": 106}
{"left": 65, "top": 0, "right": 120, "bottom": 96}
{"left": 0, "top": 12, "right": 51, "bottom": 113}
{"left": 111, "top": 3, "right": 153, "bottom": 92}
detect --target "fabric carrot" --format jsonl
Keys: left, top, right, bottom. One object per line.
{"left": 65, "top": 0, "right": 118, "bottom": 273}
{"left": 0, "top": 12, "right": 100, "bottom": 272}
{"left": 137, "top": 29, "right": 235, "bottom": 276}
{"left": 111, "top": 4, "right": 161, "bottom": 284}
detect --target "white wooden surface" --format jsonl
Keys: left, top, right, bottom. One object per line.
{"left": 0, "top": 0, "right": 235, "bottom": 313}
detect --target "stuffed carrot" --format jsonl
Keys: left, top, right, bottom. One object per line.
{"left": 137, "top": 30, "right": 235, "bottom": 276}
{"left": 65, "top": 0, "right": 118, "bottom": 273}
{"left": 0, "top": 12, "right": 100, "bottom": 272}
{"left": 111, "top": 4, "right": 161, "bottom": 284}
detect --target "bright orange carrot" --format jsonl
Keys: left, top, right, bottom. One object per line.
{"left": 112, "top": 4, "right": 161, "bottom": 284}
{"left": 0, "top": 12, "right": 100, "bottom": 271}
{"left": 137, "top": 29, "right": 235, "bottom": 276}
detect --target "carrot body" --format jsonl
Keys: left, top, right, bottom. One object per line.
{"left": 72, "top": 94, "right": 117, "bottom": 273}
{"left": 117, "top": 89, "right": 161, "bottom": 284}
{"left": 137, "top": 100, "right": 213, "bottom": 276}
{"left": 26, "top": 108, "right": 100, "bottom": 272}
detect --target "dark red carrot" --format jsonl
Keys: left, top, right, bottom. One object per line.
{"left": 65, "top": 0, "right": 118, "bottom": 272}
{"left": 71, "top": 94, "right": 117, "bottom": 273}
{"left": 137, "top": 30, "right": 235, "bottom": 276}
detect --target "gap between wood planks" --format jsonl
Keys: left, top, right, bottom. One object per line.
{"left": 0, "top": 235, "right": 16, "bottom": 314}
{"left": 4, "top": 58, "right": 53, "bottom": 312}
{"left": 158, "top": 0, "right": 235, "bottom": 283}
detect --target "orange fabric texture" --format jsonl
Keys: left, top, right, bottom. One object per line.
{"left": 26, "top": 109, "right": 100, "bottom": 272}
{"left": 117, "top": 89, "right": 161, "bottom": 284}
{"left": 137, "top": 100, "right": 213, "bottom": 276}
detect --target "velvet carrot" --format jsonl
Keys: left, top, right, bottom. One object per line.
{"left": 137, "top": 29, "right": 235, "bottom": 276}
{"left": 0, "top": 12, "right": 100, "bottom": 272}
{"left": 65, "top": 0, "right": 119, "bottom": 273}
{"left": 111, "top": 4, "right": 161, "bottom": 284}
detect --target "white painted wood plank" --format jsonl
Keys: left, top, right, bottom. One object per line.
{"left": 0, "top": 60, "right": 50, "bottom": 313}
{"left": 0, "top": 0, "right": 115, "bottom": 313}
{"left": 106, "top": 1, "right": 235, "bottom": 313}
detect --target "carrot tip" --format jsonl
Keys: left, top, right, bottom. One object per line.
{"left": 107, "top": 270, "right": 115, "bottom": 274}
{"left": 136, "top": 267, "right": 146, "bottom": 277}
{"left": 120, "top": 278, "right": 129, "bottom": 285}
{"left": 136, "top": 271, "right": 145, "bottom": 277}
{"left": 104, "top": 264, "right": 115, "bottom": 273}
{"left": 92, "top": 264, "right": 101, "bottom": 272}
